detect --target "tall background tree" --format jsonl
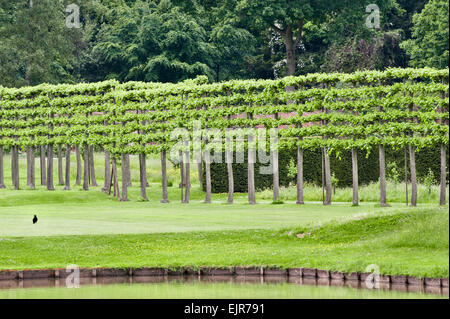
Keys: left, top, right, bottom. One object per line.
{"left": 0, "top": 0, "right": 77, "bottom": 87}
{"left": 401, "top": 0, "right": 449, "bottom": 69}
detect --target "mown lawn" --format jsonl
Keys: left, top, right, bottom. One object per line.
{"left": 0, "top": 153, "right": 448, "bottom": 278}
{"left": 1, "top": 207, "right": 448, "bottom": 278}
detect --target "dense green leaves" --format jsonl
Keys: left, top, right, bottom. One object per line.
{"left": 401, "top": 0, "right": 449, "bottom": 69}
{"left": 0, "top": 68, "right": 448, "bottom": 157}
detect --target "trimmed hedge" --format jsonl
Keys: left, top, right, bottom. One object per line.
{"left": 203, "top": 146, "right": 449, "bottom": 193}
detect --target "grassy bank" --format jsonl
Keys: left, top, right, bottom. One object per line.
{"left": 1, "top": 207, "right": 448, "bottom": 278}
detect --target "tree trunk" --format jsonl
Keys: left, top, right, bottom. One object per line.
{"left": 29, "top": 146, "right": 35, "bottom": 189}
{"left": 75, "top": 145, "right": 81, "bottom": 185}
{"left": 103, "top": 150, "right": 111, "bottom": 192}
{"left": 440, "top": 144, "right": 447, "bottom": 206}
{"left": 179, "top": 151, "right": 184, "bottom": 192}
{"left": 40, "top": 145, "right": 46, "bottom": 185}
{"left": 89, "top": 146, "right": 98, "bottom": 186}
{"left": 47, "top": 144, "right": 54, "bottom": 191}
{"left": 404, "top": 148, "right": 408, "bottom": 206}
{"left": 284, "top": 26, "right": 296, "bottom": 76}
{"left": 183, "top": 150, "right": 191, "bottom": 203}
{"left": 351, "top": 148, "right": 359, "bottom": 206}
{"left": 379, "top": 145, "right": 387, "bottom": 206}
{"left": 204, "top": 146, "right": 212, "bottom": 204}
{"left": 139, "top": 153, "right": 148, "bottom": 201}
{"left": 0, "top": 146, "right": 5, "bottom": 189}
{"left": 121, "top": 154, "right": 129, "bottom": 201}
{"left": 226, "top": 136, "right": 234, "bottom": 204}
{"left": 64, "top": 144, "right": 70, "bottom": 190}
{"left": 57, "top": 145, "right": 64, "bottom": 185}
{"left": 11, "top": 146, "right": 19, "bottom": 190}
{"left": 125, "top": 154, "right": 132, "bottom": 187}
{"left": 409, "top": 145, "right": 417, "bottom": 206}
{"left": 272, "top": 134, "right": 280, "bottom": 202}
{"left": 296, "top": 146, "right": 304, "bottom": 204}
{"left": 161, "top": 150, "right": 169, "bottom": 203}
{"left": 112, "top": 155, "right": 120, "bottom": 199}
{"left": 27, "top": 147, "right": 31, "bottom": 186}
{"left": 82, "top": 144, "right": 89, "bottom": 191}
{"left": 248, "top": 133, "right": 256, "bottom": 205}
{"left": 323, "top": 147, "right": 332, "bottom": 205}
{"left": 196, "top": 148, "right": 203, "bottom": 186}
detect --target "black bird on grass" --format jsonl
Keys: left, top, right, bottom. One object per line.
{"left": 33, "top": 215, "right": 38, "bottom": 224}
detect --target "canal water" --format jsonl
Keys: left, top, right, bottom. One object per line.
{"left": 0, "top": 275, "right": 447, "bottom": 299}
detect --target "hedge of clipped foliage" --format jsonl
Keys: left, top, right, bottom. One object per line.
{"left": 203, "top": 146, "right": 449, "bottom": 193}
{"left": 0, "top": 68, "right": 448, "bottom": 156}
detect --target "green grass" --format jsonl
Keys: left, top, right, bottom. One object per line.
{"left": 0, "top": 152, "right": 448, "bottom": 279}
{"left": 0, "top": 207, "right": 448, "bottom": 278}
{"left": 0, "top": 186, "right": 407, "bottom": 237}
{"left": 257, "top": 181, "right": 449, "bottom": 204}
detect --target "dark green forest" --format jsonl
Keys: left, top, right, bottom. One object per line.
{"left": 0, "top": 0, "right": 448, "bottom": 87}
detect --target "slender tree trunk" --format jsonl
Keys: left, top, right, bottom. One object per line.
{"left": 103, "top": 150, "right": 111, "bottom": 192}
{"left": 40, "top": 145, "right": 46, "bottom": 185}
{"left": 296, "top": 146, "right": 304, "bottom": 204}
{"left": 323, "top": 147, "right": 332, "bottom": 205}
{"left": 29, "top": 146, "right": 35, "bottom": 189}
{"left": 89, "top": 146, "right": 98, "bottom": 186}
{"left": 64, "top": 144, "right": 70, "bottom": 190}
{"left": 121, "top": 154, "right": 129, "bottom": 201}
{"left": 351, "top": 148, "right": 359, "bottom": 206}
{"left": 0, "top": 146, "right": 5, "bottom": 189}
{"left": 405, "top": 148, "right": 409, "bottom": 206}
{"left": 379, "top": 145, "right": 387, "bottom": 206}
{"left": 183, "top": 150, "right": 190, "bottom": 203}
{"left": 226, "top": 136, "right": 234, "bottom": 204}
{"left": 57, "top": 145, "right": 64, "bottom": 185}
{"left": 440, "top": 144, "right": 447, "bottom": 206}
{"left": 179, "top": 150, "right": 184, "bottom": 192}
{"left": 248, "top": 133, "right": 256, "bottom": 205}
{"left": 11, "top": 146, "right": 15, "bottom": 189}
{"left": 11, "top": 147, "right": 15, "bottom": 188}
{"left": 272, "top": 134, "right": 280, "bottom": 202}
{"left": 82, "top": 144, "right": 89, "bottom": 191}
{"left": 204, "top": 145, "right": 212, "bottom": 204}
{"left": 47, "top": 144, "right": 54, "bottom": 191}
{"left": 161, "top": 150, "right": 169, "bottom": 203}
{"left": 27, "top": 147, "right": 31, "bottom": 186}
{"left": 321, "top": 147, "right": 325, "bottom": 204}
{"left": 112, "top": 155, "right": 120, "bottom": 199}
{"left": 125, "top": 154, "right": 131, "bottom": 187}
{"left": 139, "top": 153, "right": 148, "bottom": 201}
{"left": 409, "top": 145, "right": 417, "bottom": 206}
{"left": 12, "top": 146, "right": 19, "bottom": 190}
{"left": 75, "top": 145, "right": 81, "bottom": 185}
{"left": 15, "top": 145, "right": 19, "bottom": 190}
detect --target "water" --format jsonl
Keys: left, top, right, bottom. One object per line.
{"left": 0, "top": 275, "right": 447, "bottom": 299}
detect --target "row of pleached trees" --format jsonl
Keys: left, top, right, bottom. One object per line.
{"left": 0, "top": 68, "right": 448, "bottom": 206}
